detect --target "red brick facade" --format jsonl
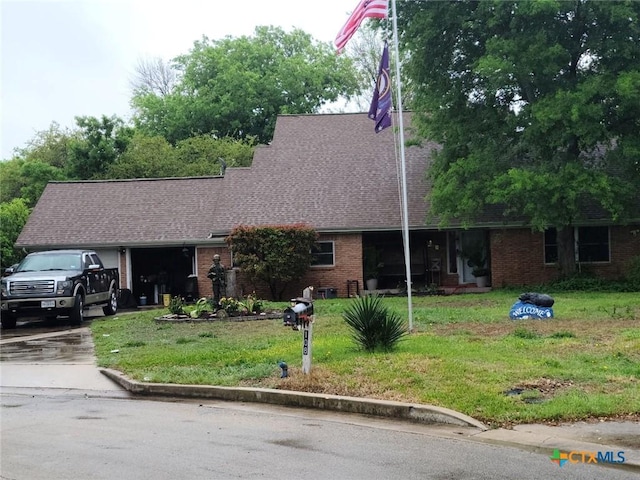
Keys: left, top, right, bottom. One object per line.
{"left": 194, "top": 234, "right": 363, "bottom": 301}
{"left": 118, "top": 226, "right": 638, "bottom": 302}
{"left": 119, "top": 251, "right": 127, "bottom": 288}
{"left": 490, "top": 225, "right": 640, "bottom": 287}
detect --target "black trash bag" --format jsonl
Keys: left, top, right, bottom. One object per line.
{"left": 117, "top": 288, "right": 138, "bottom": 309}
{"left": 518, "top": 292, "right": 555, "bottom": 308}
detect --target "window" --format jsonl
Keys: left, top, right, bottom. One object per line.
{"left": 89, "top": 254, "right": 103, "bottom": 267}
{"left": 544, "top": 229, "right": 558, "bottom": 264}
{"left": 544, "top": 227, "right": 609, "bottom": 264}
{"left": 311, "top": 241, "right": 334, "bottom": 266}
{"left": 577, "top": 226, "right": 609, "bottom": 263}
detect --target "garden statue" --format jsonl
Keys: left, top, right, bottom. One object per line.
{"left": 207, "top": 254, "right": 226, "bottom": 308}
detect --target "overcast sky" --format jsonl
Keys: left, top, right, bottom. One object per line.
{"left": 1, "top": 0, "right": 362, "bottom": 159}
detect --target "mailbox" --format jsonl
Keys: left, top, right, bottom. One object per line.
{"left": 283, "top": 298, "right": 314, "bottom": 329}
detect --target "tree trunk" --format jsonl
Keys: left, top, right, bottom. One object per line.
{"left": 557, "top": 227, "right": 577, "bottom": 277}
{"left": 268, "top": 281, "right": 279, "bottom": 302}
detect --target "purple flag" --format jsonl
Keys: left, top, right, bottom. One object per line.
{"left": 368, "top": 41, "right": 392, "bottom": 133}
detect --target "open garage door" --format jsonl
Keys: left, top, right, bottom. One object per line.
{"left": 130, "top": 247, "right": 195, "bottom": 305}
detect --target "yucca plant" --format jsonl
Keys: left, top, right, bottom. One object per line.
{"left": 342, "top": 295, "right": 407, "bottom": 352}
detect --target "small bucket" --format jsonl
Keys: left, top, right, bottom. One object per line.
{"left": 162, "top": 294, "right": 171, "bottom": 307}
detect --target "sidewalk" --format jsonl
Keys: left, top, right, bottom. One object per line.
{"left": 474, "top": 421, "right": 639, "bottom": 472}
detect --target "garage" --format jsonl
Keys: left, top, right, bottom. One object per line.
{"left": 129, "top": 247, "right": 198, "bottom": 305}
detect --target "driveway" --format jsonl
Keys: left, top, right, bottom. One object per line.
{"left": 0, "top": 307, "right": 125, "bottom": 392}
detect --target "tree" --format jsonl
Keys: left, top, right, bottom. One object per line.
{"left": 0, "top": 199, "right": 30, "bottom": 268}
{"left": 226, "top": 224, "right": 318, "bottom": 300}
{"left": 18, "top": 161, "right": 67, "bottom": 208}
{"left": 105, "top": 133, "right": 177, "bottom": 179}
{"left": 67, "top": 115, "right": 134, "bottom": 179}
{"left": 132, "top": 26, "right": 362, "bottom": 145}
{"left": 338, "top": 26, "right": 386, "bottom": 112}
{"left": 130, "top": 56, "right": 177, "bottom": 97}
{"left": 12, "top": 122, "right": 77, "bottom": 168}
{"left": 105, "top": 133, "right": 255, "bottom": 179}
{"left": 397, "top": 0, "right": 640, "bottom": 276}
{"left": 0, "top": 159, "right": 27, "bottom": 204}
{"left": 0, "top": 158, "right": 66, "bottom": 208}
{"left": 173, "top": 135, "right": 255, "bottom": 175}
{"left": 338, "top": 24, "right": 416, "bottom": 114}
{"left": 0, "top": 123, "right": 74, "bottom": 206}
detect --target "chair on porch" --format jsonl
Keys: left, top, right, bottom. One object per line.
{"left": 428, "top": 258, "right": 441, "bottom": 286}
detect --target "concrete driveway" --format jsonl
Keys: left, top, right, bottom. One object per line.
{"left": 0, "top": 307, "right": 124, "bottom": 392}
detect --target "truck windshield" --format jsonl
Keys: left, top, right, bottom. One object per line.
{"left": 18, "top": 254, "right": 82, "bottom": 272}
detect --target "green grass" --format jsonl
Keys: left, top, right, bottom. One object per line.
{"left": 91, "top": 291, "right": 640, "bottom": 427}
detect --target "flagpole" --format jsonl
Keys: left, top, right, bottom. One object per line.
{"left": 390, "top": 0, "right": 413, "bottom": 332}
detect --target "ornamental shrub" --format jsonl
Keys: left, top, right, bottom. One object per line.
{"left": 625, "top": 255, "right": 640, "bottom": 290}
{"left": 342, "top": 295, "right": 407, "bottom": 352}
{"left": 226, "top": 224, "right": 318, "bottom": 300}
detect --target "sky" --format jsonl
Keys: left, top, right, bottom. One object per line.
{"left": 0, "top": 0, "right": 361, "bottom": 160}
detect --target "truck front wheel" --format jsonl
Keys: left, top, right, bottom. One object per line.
{"left": 70, "top": 293, "right": 84, "bottom": 325}
{"left": 102, "top": 287, "right": 118, "bottom": 316}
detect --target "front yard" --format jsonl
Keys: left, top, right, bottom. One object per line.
{"left": 91, "top": 290, "right": 640, "bottom": 427}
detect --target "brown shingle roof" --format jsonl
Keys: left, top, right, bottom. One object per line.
{"left": 16, "top": 113, "right": 436, "bottom": 248}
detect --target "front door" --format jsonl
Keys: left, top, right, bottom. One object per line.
{"left": 458, "top": 231, "right": 487, "bottom": 284}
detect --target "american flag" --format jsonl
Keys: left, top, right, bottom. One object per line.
{"left": 334, "top": 0, "right": 388, "bottom": 52}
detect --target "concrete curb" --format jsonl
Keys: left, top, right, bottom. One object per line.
{"left": 99, "top": 368, "right": 640, "bottom": 473}
{"left": 99, "top": 368, "right": 487, "bottom": 430}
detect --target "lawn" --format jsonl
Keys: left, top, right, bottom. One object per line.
{"left": 91, "top": 290, "right": 640, "bottom": 427}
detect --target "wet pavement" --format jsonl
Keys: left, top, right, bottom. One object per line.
{"left": 1, "top": 308, "right": 639, "bottom": 472}
{"left": 0, "top": 307, "right": 124, "bottom": 391}
{"left": 0, "top": 306, "right": 105, "bottom": 362}
{"left": 0, "top": 328, "right": 96, "bottom": 363}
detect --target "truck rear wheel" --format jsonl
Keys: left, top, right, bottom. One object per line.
{"left": 1, "top": 314, "right": 17, "bottom": 329}
{"left": 102, "top": 287, "right": 118, "bottom": 316}
{"left": 69, "top": 293, "right": 84, "bottom": 325}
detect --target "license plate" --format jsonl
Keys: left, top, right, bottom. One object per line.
{"left": 41, "top": 300, "right": 55, "bottom": 308}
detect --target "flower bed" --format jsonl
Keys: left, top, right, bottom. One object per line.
{"left": 160, "top": 294, "right": 278, "bottom": 323}
{"left": 155, "top": 311, "right": 282, "bottom": 323}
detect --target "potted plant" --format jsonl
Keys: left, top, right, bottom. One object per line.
{"left": 363, "top": 246, "right": 383, "bottom": 291}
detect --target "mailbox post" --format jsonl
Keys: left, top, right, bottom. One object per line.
{"left": 282, "top": 297, "right": 315, "bottom": 375}
{"left": 301, "top": 318, "right": 313, "bottom": 375}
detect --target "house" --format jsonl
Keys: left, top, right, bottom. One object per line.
{"left": 15, "top": 113, "right": 640, "bottom": 303}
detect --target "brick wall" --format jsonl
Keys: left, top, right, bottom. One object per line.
{"left": 491, "top": 225, "right": 640, "bottom": 287}
{"left": 171, "top": 225, "right": 639, "bottom": 301}
{"left": 602, "top": 225, "right": 640, "bottom": 279}
{"left": 295, "top": 233, "right": 363, "bottom": 299}
{"left": 119, "top": 251, "right": 127, "bottom": 288}
{"left": 194, "top": 233, "right": 363, "bottom": 301}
